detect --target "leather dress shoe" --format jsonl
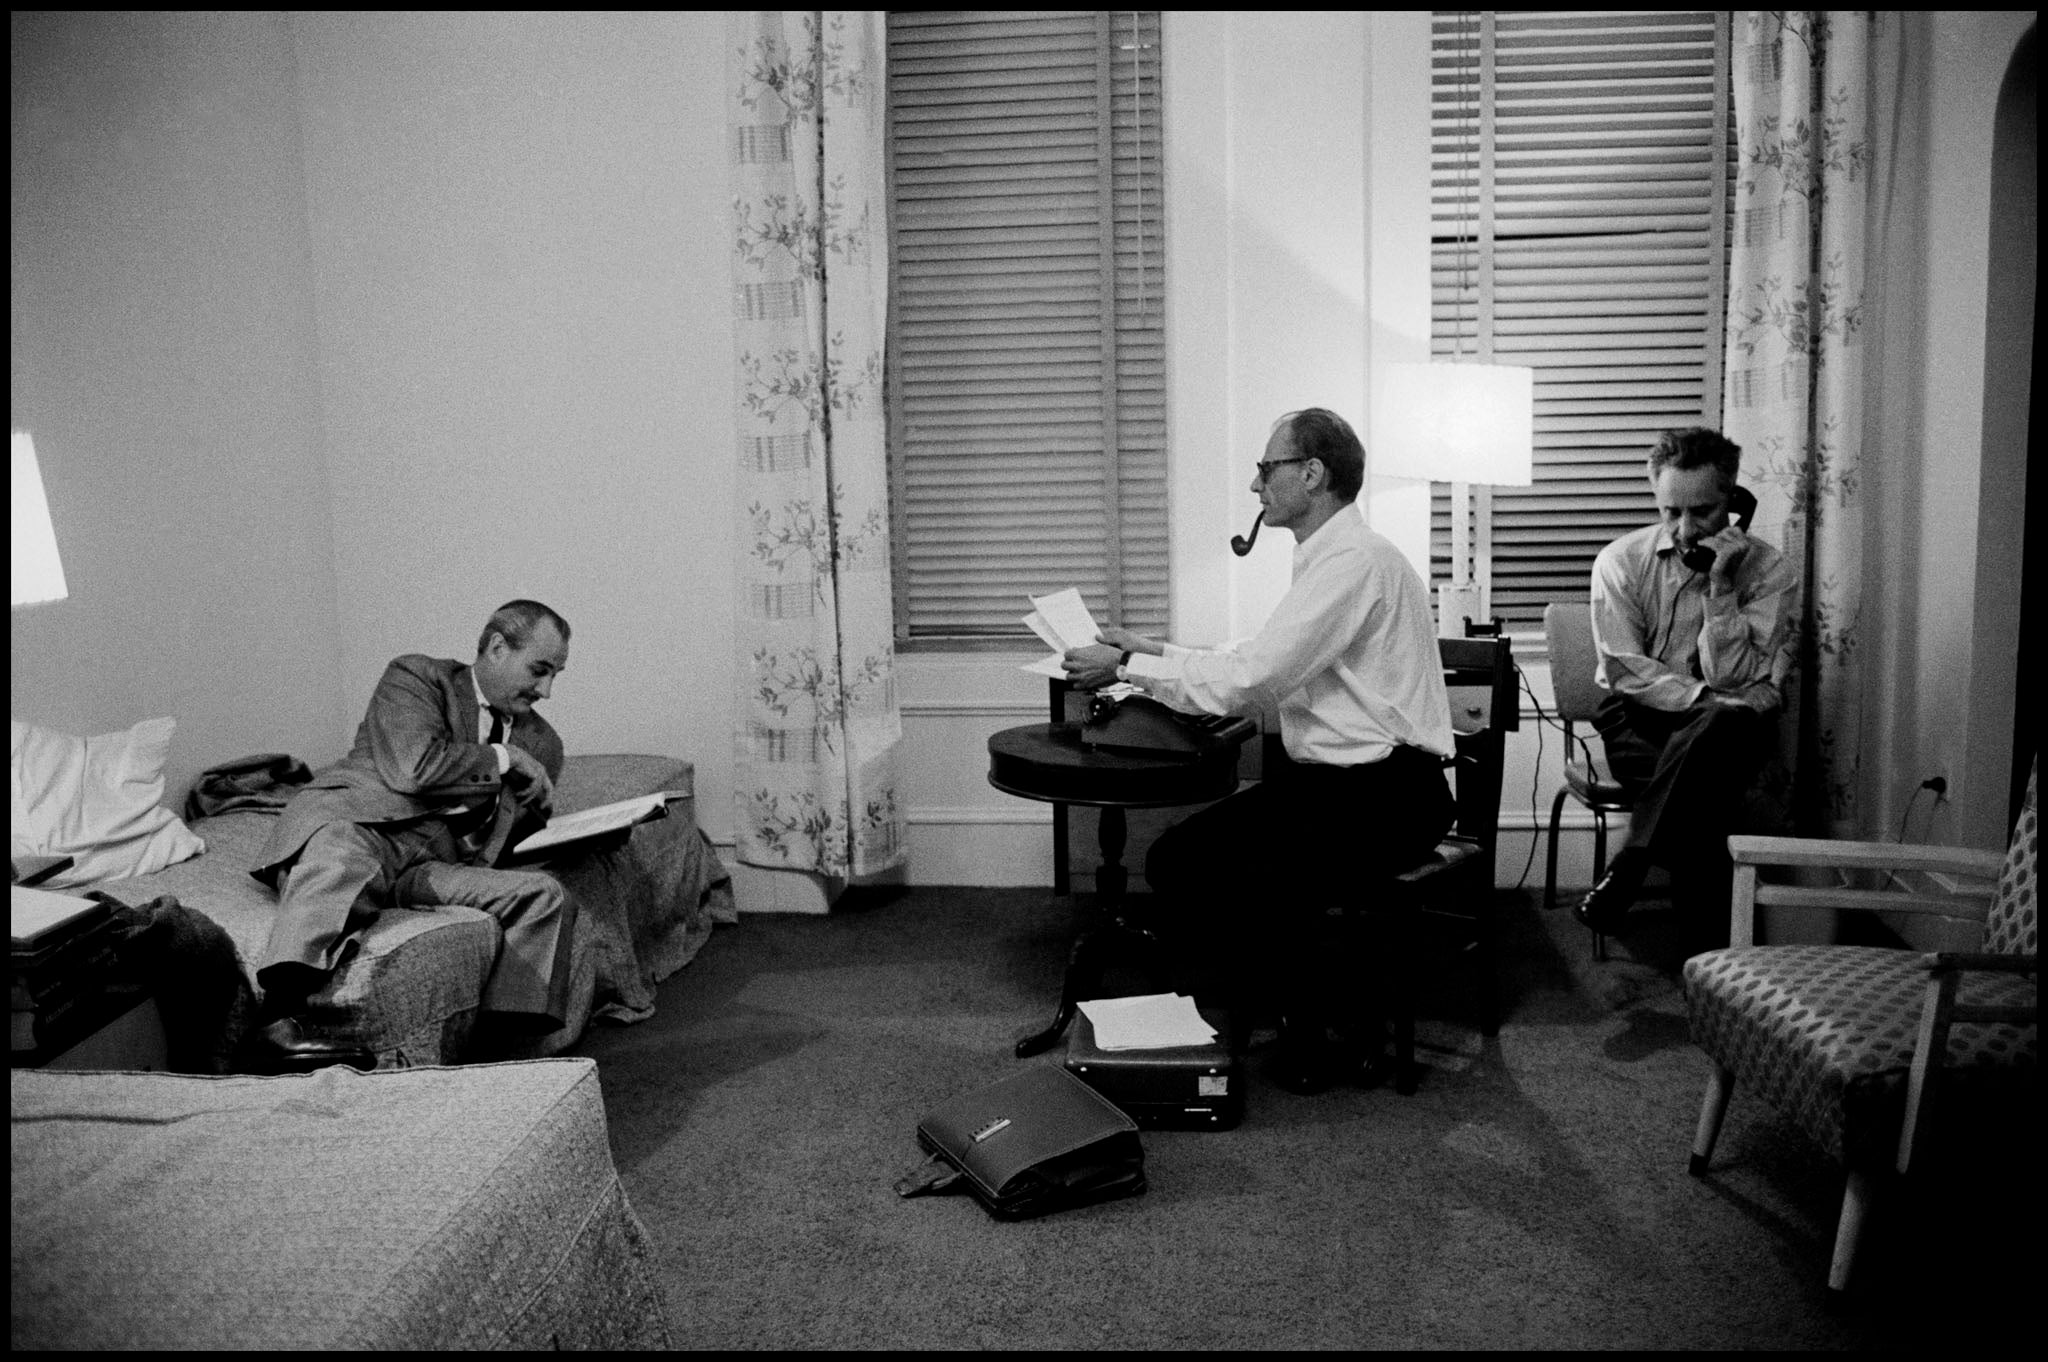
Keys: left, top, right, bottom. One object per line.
{"left": 244, "top": 1017, "right": 375, "bottom": 1075}
{"left": 1573, "top": 855, "right": 1648, "bottom": 934}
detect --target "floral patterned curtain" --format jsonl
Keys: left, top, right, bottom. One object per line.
{"left": 729, "top": 12, "right": 904, "bottom": 878}
{"left": 1723, "top": 11, "right": 1888, "bottom": 835}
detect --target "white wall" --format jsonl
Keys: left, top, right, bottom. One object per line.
{"left": 10, "top": 12, "right": 344, "bottom": 799}
{"left": 1866, "top": 10, "right": 2035, "bottom": 852}
{"left": 290, "top": 12, "right": 739, "bottom": 841}
{"left": 13, "top": 11, "right": 2026, "bottom": 895}
{"left": 898, "top": 11, "right": 1440, "bottom": 888}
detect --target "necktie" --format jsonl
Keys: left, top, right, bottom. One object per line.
{"left": 457, "top": 709, "right": 509, "bottom": 861}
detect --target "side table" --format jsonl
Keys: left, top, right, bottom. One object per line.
{"left": 13, "top": 888, "right": 168, "bottom": 1071}
{"left": 13, "top": 985, "right": 168, "bottom": 1071}
{"left": 23, "top": 993, "right": 168, "bottom": 1070}
{"left": 988, "top": 720, "right": 1251, "bottom": 1057}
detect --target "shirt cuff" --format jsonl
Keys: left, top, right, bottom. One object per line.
{"left": 492, "top": 742, "right": 511, "bottom": 775}
{"left": 1125, "top": 651, "right": 1179, "bottom": 680}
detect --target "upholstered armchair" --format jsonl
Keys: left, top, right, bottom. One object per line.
{"left": 1682, "top": 765, "right": 2039, "bottom": 1295}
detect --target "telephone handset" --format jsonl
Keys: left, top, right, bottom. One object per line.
{"left": 1679, "top": 484, "right": 1757, "bottom": 574}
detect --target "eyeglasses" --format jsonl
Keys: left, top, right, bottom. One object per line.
{"left": 1254, "top": 457, "right": 1310, "bottom": 483}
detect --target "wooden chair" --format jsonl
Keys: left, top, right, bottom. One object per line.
{"left": 1351, "top": 635, "right": 1518, "bottom": 1094}
{"left": 1540, "top": 601, "right": 1635, "bottom": 961}
{"left": 1683, "top": 762, "right": 2039, "bottom": 1295}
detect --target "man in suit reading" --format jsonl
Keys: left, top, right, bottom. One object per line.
{"left": 248, "top": 599, "right": 576, "bottom": 1065}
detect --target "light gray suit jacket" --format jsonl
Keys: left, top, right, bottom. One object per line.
{"left": 253, "top": 654, "right": 564, "bottom": 880}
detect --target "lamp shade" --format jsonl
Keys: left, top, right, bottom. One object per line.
{"left": 12, "top": 430, "right": 69, "bottom": 606}
{"left": 1375, "top": 362, "right": 1534, "bottom": 486}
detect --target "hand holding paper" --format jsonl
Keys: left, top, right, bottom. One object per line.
{"left": 1020, "top": 587, "right": 1107, "bottom": 678}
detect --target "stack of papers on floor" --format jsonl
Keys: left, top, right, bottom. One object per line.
{"left": 1076, "top": 993, "right": 1217, "bottom": 1050}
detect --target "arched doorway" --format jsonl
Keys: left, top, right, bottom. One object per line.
{"left": 1963, "top": 21, "right": 2037, "bottom": 842}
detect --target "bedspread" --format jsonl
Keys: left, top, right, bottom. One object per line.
{"left": 10, "top": 1060, "right": 671, "bottom": 1349}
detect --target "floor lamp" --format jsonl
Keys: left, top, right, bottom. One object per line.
{"left": 1377, "top": 362, "right": 1533, "bottom": 635}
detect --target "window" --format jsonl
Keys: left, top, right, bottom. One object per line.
{"left": 886, "top": 11, "right": 1165, "bottom": 645}
{"left": 1429, "top": 11, "right": 1734, "bottom": 633}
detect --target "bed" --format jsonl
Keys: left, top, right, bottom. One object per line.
{"left": 10, "top": 1058, "right": 669, "bottom": 1349}
{"left": 92, "top": 753, "right": 736, "bottom": 1067}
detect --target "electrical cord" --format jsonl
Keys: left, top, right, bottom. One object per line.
{"left": 1510, "top": 660, "right": 1580, "bottom": 893}
{"left": 1510, "top": 662, "right": 1543, "bottom": 890}
{"left": 1897, "top": 785, "right": 1929, "bottom": 843}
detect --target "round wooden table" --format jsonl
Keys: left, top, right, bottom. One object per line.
{"left": 987, "top": 721, "right": 1251, "bottom": 1057}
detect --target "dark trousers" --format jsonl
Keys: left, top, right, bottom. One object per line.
{"left": 1145, "top": 745, "right": 1454, "bottom": 1031}
{"left": 1593, "top": 696, "right": 1775, "bottom": 907}
{"left": 257, "top": 819, "right": 577, "bottom": 1026}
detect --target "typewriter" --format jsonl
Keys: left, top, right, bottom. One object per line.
{"left": 1062, "top": 688, "right": 1256, "bottom": 759}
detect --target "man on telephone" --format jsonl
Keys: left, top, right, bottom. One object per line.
{"left": 1063, "top": 408, "right": 1454, "bottom": 1095}
{"left": 1575, "top": 426, "right": 1797, "bottom": 937}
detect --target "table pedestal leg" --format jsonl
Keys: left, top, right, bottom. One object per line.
{"left": 1015, "top": 808, "right": 1163, "bottom": 1058}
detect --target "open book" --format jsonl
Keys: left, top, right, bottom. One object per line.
{"left": 508, "top": 791, "right": 689, "bottom": 861}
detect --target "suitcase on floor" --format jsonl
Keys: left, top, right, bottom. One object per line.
{"left": 1063, "top": 1009, "right": 1242, "bottom": 1130}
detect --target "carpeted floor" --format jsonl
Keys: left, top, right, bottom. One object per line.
{"left": 572, "top": 884, "right": 2033, "bottom": 1351}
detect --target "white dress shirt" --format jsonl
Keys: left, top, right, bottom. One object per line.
{"left": 1590, "top": 521, "right": 1797, "bottom": 712}
{"left": 1123, "top": 508, "right": 1454, "bottom": 765}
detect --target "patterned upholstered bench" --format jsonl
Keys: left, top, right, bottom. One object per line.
{"left": 1684, "top": 765, "right": 2039, "bottom": 1292}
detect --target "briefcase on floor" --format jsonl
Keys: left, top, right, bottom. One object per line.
{"left": 895, "top": 1065, "right": 1146, "bottom": 1220}
{"left": 1063, "top": 1010, "right": 1243, "bottom": 1130}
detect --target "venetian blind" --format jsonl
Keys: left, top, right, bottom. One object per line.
{"left": 886, "top": 10, "right": 1166, "bottom": 643}
{"left": 1430, "top": 10, "right": 1733, "bottom": 633}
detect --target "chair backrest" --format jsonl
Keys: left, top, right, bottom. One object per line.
{"left": 1985, "top": 760, "right": 2039, "bottom": 957}
{"left": 1542, "top": 602, "right": 1606, "bottom": 723}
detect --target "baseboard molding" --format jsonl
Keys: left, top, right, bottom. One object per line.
{"left": 728, "top": 861, "right": 847, "bottom": 915}
{"left": 905, "top": 805, "right": 1052, "bottom": 826}
{"left": 719, "top": 808, "right": 1627, "bottom": 899}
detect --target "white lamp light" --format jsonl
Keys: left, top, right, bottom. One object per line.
{"left": 12, "top": 430, "right": 69, "bottom": 607}
{"left": 1377, "top": 361, "right": 1533, "bottom": 634}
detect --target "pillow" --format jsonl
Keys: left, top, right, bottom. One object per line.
{"left": 10, "top": 717, "right": 206, "bottom": 887}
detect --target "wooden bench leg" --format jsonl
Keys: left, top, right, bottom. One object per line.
{"left": 1828, "top": 1169, "right": 1876, "bottom": 1296}
{"left": 1689, "top": 1064, "right": 1733, "bottom": 1175}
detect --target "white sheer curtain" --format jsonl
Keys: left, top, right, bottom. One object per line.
{"left": 1723, "top": 11, "right": 1899, "bottom": 835}
{"left": 728, "top": 12, "right": 904, "bottom": 878}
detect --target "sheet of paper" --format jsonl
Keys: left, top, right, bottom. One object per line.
{"left": 1077, "top": 993, "right": 1217, "bottom": 1051}
{"left": 1020, "top": 653, "right": 1068, "bottom": 679}
{"left": 1021, "top": 611, "right": 1065, "bottom": 654}
{"left": 1028, "top": 587, "right": 1103, "bottom": 652}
